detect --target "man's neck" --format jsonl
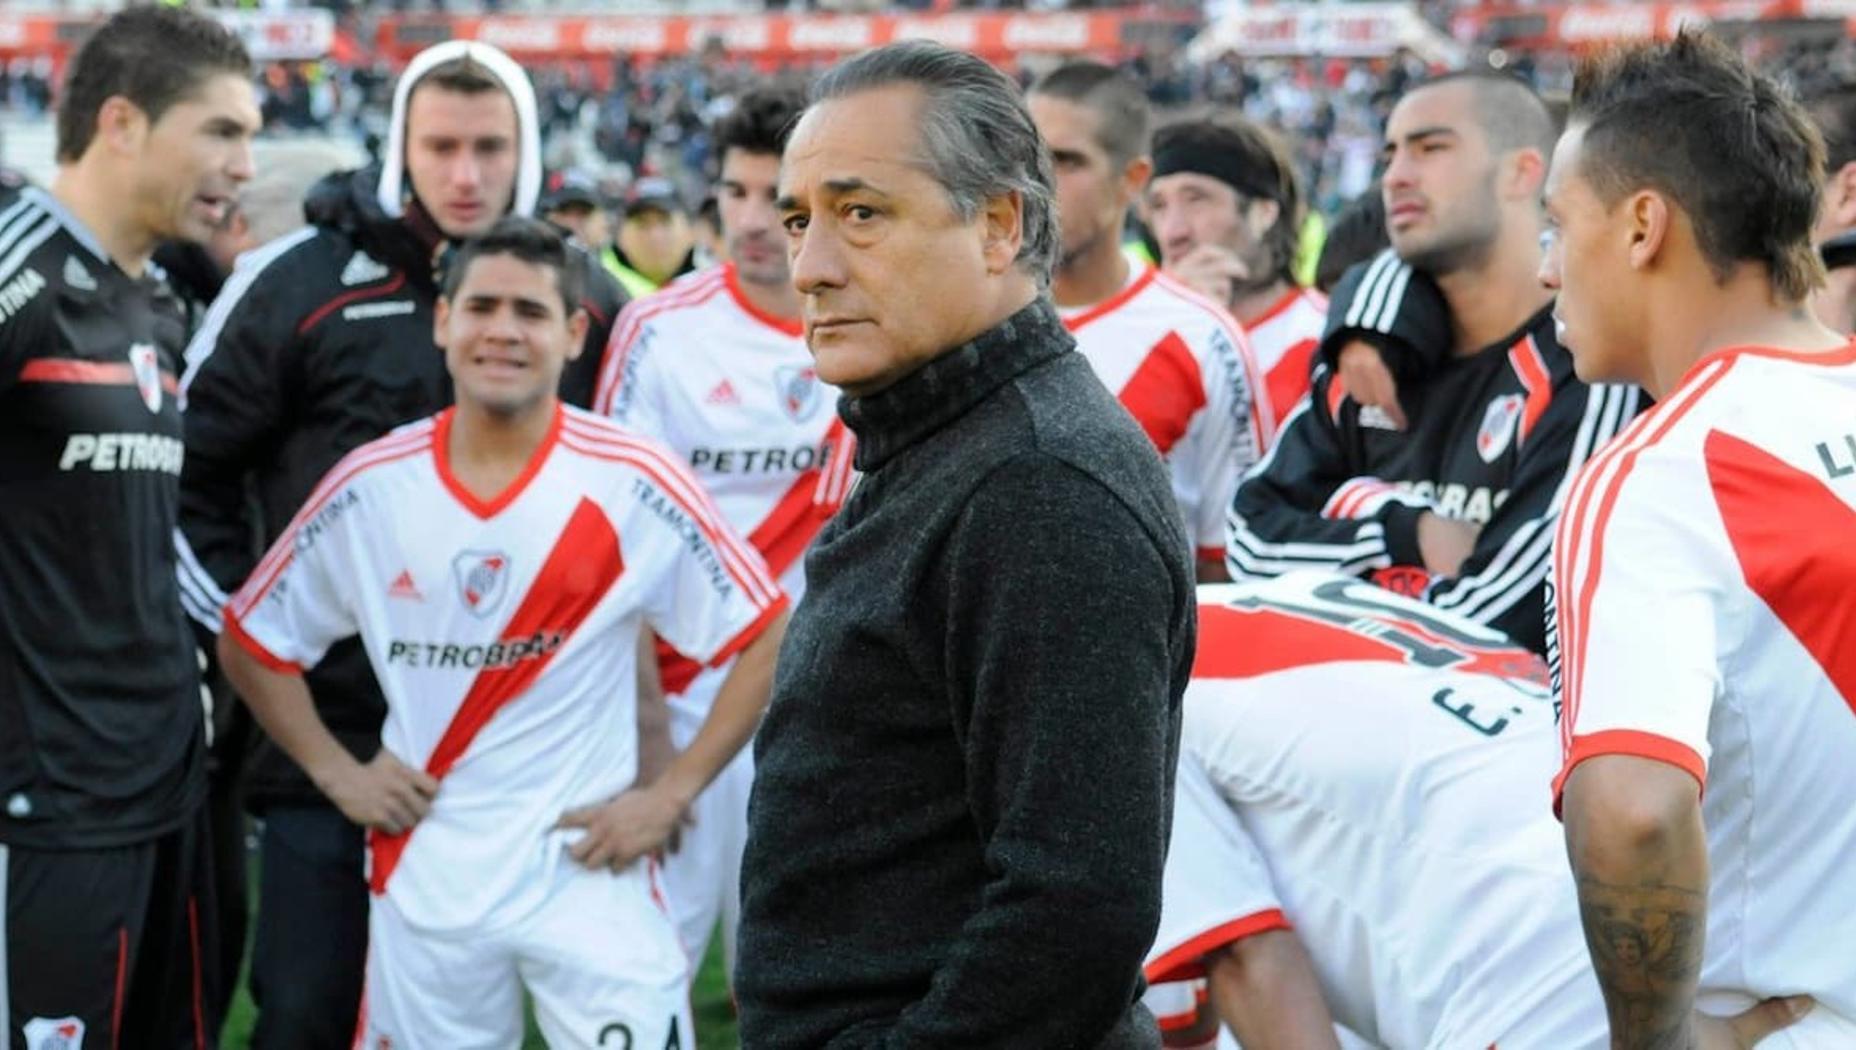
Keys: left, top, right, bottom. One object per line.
{"left": 734, "top": 264, "right": 801, "bottom": 322}
{"left": 1644, "top": 275, "right": 1849, "bottom": 399}
{"left": 448, "top": 397, "right": 556, "bottom": 501}
{"left": 1435, "top": 231, "right": 1553, "bottom": 355}
{"left": 1051, "top": 236, "right": 1130, "bottom": 309}
{"left": 1233, "top": 279, "right": 1294, "bottom": 328}
{"left": 51, "top": 162, "right": 153, "bottom": 277}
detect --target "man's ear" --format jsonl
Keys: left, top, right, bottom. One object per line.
{"left": 1626, "top": 189, "right": 1672, "bottom": 273}
{"left": 94, "top": 95, "right": 148, "bottom": 159}
{"left": 564, "top": 307, "right": 589, "bottom": 361}
{"left": 1506, "top": 147, "right": 1548, "bottom": 202}
{"left": 1246, "top": 198, "right": 1282, "bottom": 242}
{"left": 433, "top": 295, "right": 451, "bottom": 348}
{"left": 981, "top": 190, "right": 1026, "bottom": 276}
{"left": 1121, "top": 155, "right": 1154, "bottom": 208}
{"left": 1830, "top": 161, "right": 1856, "bottom": 231}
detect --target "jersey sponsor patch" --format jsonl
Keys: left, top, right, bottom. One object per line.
{"left": 344, "top": 300, "right": 416, "bottom": 322}
{"left": 384, "top": 631, "right": 565, "bottom": 670}
{"left": 56, "top": 432, "right": 183, "bottom": 474}
{"left": 1477, "top": 393, "right": 1525, "bottom": 462}
{"left": 23, "top": 1017, "right": 85, "bottom": 1050}
{"left": 453, "top": 550, "right": 512, "bottom": 619}
{"left": 775, "top": 364, "right": 821, "bottom": 422}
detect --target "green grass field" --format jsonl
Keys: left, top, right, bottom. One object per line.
{"left": 217, "top": 882, "right": 741, "bottom": 1049}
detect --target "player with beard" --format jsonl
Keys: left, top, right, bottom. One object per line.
{"left": 1227, "top": 71, "right": 1641, "bottom": 655}
{"left": 0, "top": 9, "right": 258, "bottom": 1045}
{"left": 1145, "top": 115, "right": 1330, "bottom": 425}
{"left": 592, "top": 87, "right": 855, "bottom": 981}
{"left": 1029, "top": 64, "right": 1274, "bottom": 581}
{"left": 177, "top": 41, "right": 628, "bottom": 1047}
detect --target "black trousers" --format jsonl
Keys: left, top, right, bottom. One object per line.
{"left": 4, "top": 803, "right": 220, "bottom": 1050}
{"left": 247, "top": 805, "right": 367, "bottom": 1050}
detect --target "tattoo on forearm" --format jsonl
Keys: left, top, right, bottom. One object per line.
{"left": 1575, "top": 874, "right": 1706, "bottom": 1050}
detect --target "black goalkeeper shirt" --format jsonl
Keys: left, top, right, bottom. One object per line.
{"left": 0, "top": 185, "right": 203, "bottom": 849}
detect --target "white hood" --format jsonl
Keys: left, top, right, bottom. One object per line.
{"left": 375, "top": 40, "right": 542, "bottom": 222}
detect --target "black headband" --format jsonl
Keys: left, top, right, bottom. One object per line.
{"left": 1151, "top": 138, "right": 1279, "bottom": 205}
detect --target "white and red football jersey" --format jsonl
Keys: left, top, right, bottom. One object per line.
{"left": 593, "top": 263, "right": 853, "bottom": 698}
{"left": 1062, "top": 265, "right": 1275, "bottom": 560}
{"left": 223, "top": 405, "right": 786, "bottom": 933}
{"left": 1552, "top": 344, "right": 1856, "bottom": 1041}
{"left": 1242, "top": 285, "right": 1327, "bottom": 427}
{"left": 1154, "top": 572, "right": 1607, "bottom": 1049}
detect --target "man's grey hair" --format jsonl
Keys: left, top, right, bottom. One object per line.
{"left": 810, "top": 42, "right": 1059, "bottom": 287}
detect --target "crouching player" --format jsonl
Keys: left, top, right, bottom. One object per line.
{"left": 1147, "top": 572, "right": 1807, "bottom": 1049}
{"left": 218, "top": 218, "right": 788, "bottom": 1048}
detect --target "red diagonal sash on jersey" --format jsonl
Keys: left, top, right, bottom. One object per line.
{"left": 369, "top": 497, "right": 625, "bottom": 894}
{"left": 1193, "top": 604, "right": 1545, "bottom": 682}
{"left": 1705, "top": 429, "right": 1856, "bottom": 715}
{"left": 656, "top": 419, "right": 852, "bottom": 695}
{"left": 1118, "top": 332, "right": 1206, "bottom": 455}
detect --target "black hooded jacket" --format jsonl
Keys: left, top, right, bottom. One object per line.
{"left": 178, "top": 165, "right": 626, "bottom": 810}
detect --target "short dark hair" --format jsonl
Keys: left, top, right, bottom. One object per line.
{"left": 1317, "top": 182, "right": 1390, "bottom": 294}
{"left": 414, "top": 56, "right": 505, "bottom": 99}
{"left": 810, "top": 41, "right": 1059, "bottom": 285}
{"left": 1409, "top": 69, "right": 1557, "bottom": 159}
{"left": 1152, "top": 115, "right": 1302, "bottom": 285}
{"left": 1804, "top": 81, "right": 1856, "bottom": 173}
{"left": 443, "top": 217, "right": 585, "bottom": 316}
{"left": 714, "top": 87, "right": 805, "bottom": 161}
{"left": 1029, "top": 61, "right": 1152, "bottom": 167}
{"left": 1571, "top": 30, "right": 1825, "bottom": 301}
{"left": 57, "top": 6, "right": 252, "bottom": 163}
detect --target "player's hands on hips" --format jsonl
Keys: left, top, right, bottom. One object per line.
{"left": 558, "top": 786, "right": 692, "bottom": 872}
{"left": 319, "top": 749, "right": 438, "bottom": 836}
{"left": 1167, "top": 244, "right": 1249, "bottom": 307}
{"left": 1336, "top": 340, "right": 1407, "bottom": 430}
{"left": 1417, "top": 512, "right": 1479, "bottom": 578}
{"left": 1694, "top": 996, "right": 1813, "bottom": 1049}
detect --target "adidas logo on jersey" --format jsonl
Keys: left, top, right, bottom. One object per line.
{"left": 388, "top": 569, "right": 423, "bottom": 601}
{"left": 63, "top": 255, "right": 96, "bottom": 292}
{"left": 706, "top": 379, "right": 741, "bottom": 406}
{"left": 341, "top": 251, "right": 391, "bottom": 286}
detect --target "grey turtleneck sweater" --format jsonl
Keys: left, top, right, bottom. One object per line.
{"left": 737, "top": 299, "right": 1197, "bottom": 1050}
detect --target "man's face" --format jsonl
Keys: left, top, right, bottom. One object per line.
{"left": 132, "top": 73, "right": 260, "bottom": 246}
{"left": 778, "top": 85, "right": 1005, "bottom": 396}
{"left": 1539, "top": 124, "right": 1642, "bottom": 385}
{"left": 1146, "top": 171, "right": 1276, "bottom": 288}
{"left": 1381, "top": 82, "right": 1503, "bottom": 275}
{"left": 436, "top": 253, "right": 586, "bottom": 418}
{"left": 403, "top": 84, "right": 519, "bottom": 240}
{"left": 617, "top": 207, "right": 692, "bottom": 284}
{"left": 1029, "top": 94, "right": 1138, "bottom": 272}
{"left": 546, "top": 202, "right": 612, "bottom": 251}
{"left": 719, "top": 148, "right": 788, "bottom": 288}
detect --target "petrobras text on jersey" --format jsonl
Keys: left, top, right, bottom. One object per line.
{"left": 688, "top": 440, "right": 836, "bottom": 476}
{"left": 385, "top": 630, "right": 566, "bottom": 670}
{"left": 629, "top": 475, "right": 734, "bottom": 598}
{"left": 57, "top": 432, "right": 183, "bottom": 475}
{"left": 1394, "top": 480, "right": 1510, "bottom": 524}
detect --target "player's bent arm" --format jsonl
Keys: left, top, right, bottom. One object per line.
{"left": 1203, "top": 927, "right": 1341, "bottom": 1050}
{"left": 218, "top": 630, "right": 437, "bottom": 835}
{"left": 561, "top": 612, "right": 788, "bottom": 872}
{"left": 633, "top": 628, "right": 672, "bottom": 789}
{"left": 1561, "top": 754, "right": 1709, "bottom": 1050}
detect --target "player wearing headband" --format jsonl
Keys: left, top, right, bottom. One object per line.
{"left": 1146, "top": 115, "right": 1329, "bottom": 424}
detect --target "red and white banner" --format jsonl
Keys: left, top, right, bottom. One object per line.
{"left": 0, "top": 10, "right": 335, "bottom": 59}
{"left": 1188, "top": 3, "right": 1463, "bottom": 61}
{"left": 1454, "top": 0, "right": 1796, "bottom": 46}
{"left": 372, "top": 10, "right": 1196, "bottom": 62}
